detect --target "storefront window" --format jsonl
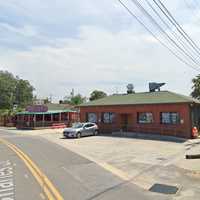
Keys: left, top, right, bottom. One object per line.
{"left": 138, "top": 112, "right": 153, "bottom": 123}
{"left": 87, "top": 113, "right": 97, "bottom": 123}
{"left": 161, "top": 112, "right": 180, "bottom": 124}
{"left": 102, "top": 112, "right": 115, "bottom": 123}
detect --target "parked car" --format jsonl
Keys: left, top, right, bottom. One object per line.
{"left": 63, "top": 122, "right": 99, "bottom": 138}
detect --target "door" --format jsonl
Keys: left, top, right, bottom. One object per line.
{"left": 120, "top": 114, "right": 128, "bottom": 131}
{"left": 82, "top": 123, "right": 94, "bottom": 136}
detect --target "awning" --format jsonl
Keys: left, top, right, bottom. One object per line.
{"left": 16, "top": 109, "right": 77, "bottom": 115}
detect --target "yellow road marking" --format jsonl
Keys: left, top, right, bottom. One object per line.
{"left": 40, "top": 193, "right": 46, "bottom": 200}
{"left": 0, "top": 138, "right": 64, "bottom": 200}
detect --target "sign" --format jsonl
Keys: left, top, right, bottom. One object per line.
{"left": 26, "top": 105, "right": 48, "bottom": 112}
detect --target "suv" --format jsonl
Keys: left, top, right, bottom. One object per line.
{"left": 63, "top": 122, "right": 99, "bottom": 138}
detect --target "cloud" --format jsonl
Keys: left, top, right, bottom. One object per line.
{"left": 0, "top": 0, "right": 133, "bottom": 48}
{"left": 0, "top": 0, "right": 199, "bottom": 102}
{"left": 0, "top": 23, "right": 38, "bottom": 37}
{"left": 0, "top": 25, "right": 197, "bottom": 102}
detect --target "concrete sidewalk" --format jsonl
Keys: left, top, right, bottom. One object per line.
{"left": 0, "top": 126, "right": 63, "bottom": 136}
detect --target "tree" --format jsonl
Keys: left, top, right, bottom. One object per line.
{"left": 0, "top": 71, "right": 17, "bottom": 109}
{"left": 15, "top": 79, "right": 35, "bottom": 107}
{"left": 89, "top": 90, "right": 107, "bottom": 101}
{"left": 0, "top": 70, "right": 34, "bottom": 110}
{"left": 191, "top": 74, "right": 200, "bottom": 100}
{"left": 70, "top": 94, "right": 86, "bottom": 105}
{"left": 63, "top": 95, "right": 71, "bottom": 104}
{"left": 63, "top": 89, "right": 86, "bottom": 105}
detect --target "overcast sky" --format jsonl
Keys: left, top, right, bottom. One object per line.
{"left": 0, "top": 0, "right": 200, "bottom": 102}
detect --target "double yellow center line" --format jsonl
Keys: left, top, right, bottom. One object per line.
{"left": 0, "top": 138, "right": 64, "bottom": 200}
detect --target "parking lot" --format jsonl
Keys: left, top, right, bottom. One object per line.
{"left": 2, "top": 127, "right": 200, "bottom": 199}
{"left": 38, "top": 131, "right": 200, "bottom": 196}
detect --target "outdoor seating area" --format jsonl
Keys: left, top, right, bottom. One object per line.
{"left": 15, "top": 105, "right": 79, "bottom": 129}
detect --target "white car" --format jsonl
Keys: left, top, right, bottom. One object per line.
{"left": 63, "top": 122, "right": 99, "bottom": 138}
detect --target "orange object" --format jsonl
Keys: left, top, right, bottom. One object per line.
{"left": 192, "top": 126, "right": 198, "bottom": 138}
{"left": 52, "top": 123, "right": 66, "bottom": 129}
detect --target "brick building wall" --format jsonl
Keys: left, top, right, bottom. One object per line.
{"left": 80, "top": 103, "right": 192, "bottom": 138}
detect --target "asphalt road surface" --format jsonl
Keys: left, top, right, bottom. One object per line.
{"left": 0, "top": 130, "right": 168, "bottom": 200}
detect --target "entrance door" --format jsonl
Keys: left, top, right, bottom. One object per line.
{"left": 120, "top": 114, "right": 129, "bottom": 131}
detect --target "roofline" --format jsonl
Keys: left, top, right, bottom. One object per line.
{"left": 16, "top": 109, "right": 77, "bottom": 115}
{"left": 78, "top": 101, "right": 199, "bottom": 107}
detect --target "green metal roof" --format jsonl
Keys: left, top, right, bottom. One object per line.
{"left": 16, "top": 109, "right": 77, "bottom": 115}
{"left": 79, "top": 91, "right": 200, "bottom": 107}
{"left": 45, "top": 103, "right": 73, "bottom": 110}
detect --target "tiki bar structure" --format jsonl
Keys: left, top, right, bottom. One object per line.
{"left": 16, "top": 104, "right": 79, "bottom": 129}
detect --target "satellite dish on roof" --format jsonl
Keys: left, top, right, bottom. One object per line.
{"left": 149, "top": 82, "right": 165, "bottom": 92}
{"left": 127, "top": 84, "right": 135, "bottom": 94}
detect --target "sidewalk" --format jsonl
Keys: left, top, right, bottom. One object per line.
{"left": 0, "top": 126, "right": 63, "bottom": 136}
{"left": 174, "top": 138, "right": 200, "bottom": 172}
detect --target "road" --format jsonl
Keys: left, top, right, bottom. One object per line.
{"left": 0, "top": 130, "right": 168, "bottom": 200}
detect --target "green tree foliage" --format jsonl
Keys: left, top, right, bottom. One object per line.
{"left": 70, "top": 94, "right": 86, "bottom": 105}
{"left": 15, "top": 78, "right": 34, "bottom": 107}
{"left": 89, "top": 90, "right": 107, "bottom": 101}
{"left": 0, "top": 70, "right": 34, "bottom": 110}
{"left": 63, "top": 91, "right": 86, "bottom": 105}
{"left": 191, "top": 74, "right": 200, "bottom": 100}
{"left": 0, "top": 71, "right": 17, "bottom": 109}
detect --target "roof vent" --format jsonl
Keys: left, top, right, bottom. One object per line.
{"left": 127, "top": 84, "right": 135, "bottom": 94}
{"left": 149, "top": 82, "right": 165, "bottom": 92}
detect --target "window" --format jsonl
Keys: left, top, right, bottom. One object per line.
{"left": 138, "top": 112, "right": 153, "bottom": 124}
{"left": 160, "top": 112, "right": 180, "bottom": 124}
{"left": 84, "top": 123, "right": 94, "bottom": 128}
{"left": 102, "top": 112, "right": 115, "bottom": 123}
{"left": 86, "top": 113, "right": 97, "bottom": 123}
{"left": 72, "top": 123, "right": 84, "bottom": 128}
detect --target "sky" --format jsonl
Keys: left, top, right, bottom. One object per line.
{"left": 0, "top": 0, "right": 200, "bottom": 102}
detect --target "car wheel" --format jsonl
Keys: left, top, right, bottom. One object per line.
{"left": 94, "top": 130, "right": 98, "bottom": 136}
{"left": 77, "top": 132, "right": 81, "bottom": 139}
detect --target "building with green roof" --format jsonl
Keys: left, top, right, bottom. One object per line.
{"left": 79, "top": 91, "right": 200, "bottom": 139}
{"left": 16, "top": 103, "right": 79, "bottom": 129}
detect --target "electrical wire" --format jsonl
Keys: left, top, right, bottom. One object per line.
{"left": 152, "top": 0, "right": 200, "bottom": 56}
{"left": 144, "top": 0, "right": 200, "bottom": 59}
{"left": 117, "top": 0, "right": 200, "bottom": 72}
{"left": 130, "top": 0, "right": 200, "bottom": 67}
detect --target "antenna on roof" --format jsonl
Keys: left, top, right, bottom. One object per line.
{"left": 149, "top": 82, "right": 165, "bottom": 92}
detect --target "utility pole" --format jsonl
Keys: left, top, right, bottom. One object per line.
{"left": 70, "top": 89, "right": 74, "bottom": 98}
{"left": 49, "top": 94, "right": 53, "bottom": 103}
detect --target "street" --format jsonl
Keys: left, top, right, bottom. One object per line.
{"left": 1, "top": 1, "right": 200, "bottom": 199}
{"left": 0, "top": 130, "right": 168, "bottom": 200}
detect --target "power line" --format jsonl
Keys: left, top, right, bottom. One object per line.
{"left": 144, "top": 0, "right": 200, "bottom": 59}
{"left": 152, "top": 0, "right": 200, "bottom": 57}
{"left": 117, "top": 0, "right": 200, "bottom": 72}
{"left": 130, "top": 0, "right": 200, "bottom": 67}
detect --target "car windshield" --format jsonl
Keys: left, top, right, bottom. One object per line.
{"left": 72, "top": 123, "right": 84, "bottom": 128}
